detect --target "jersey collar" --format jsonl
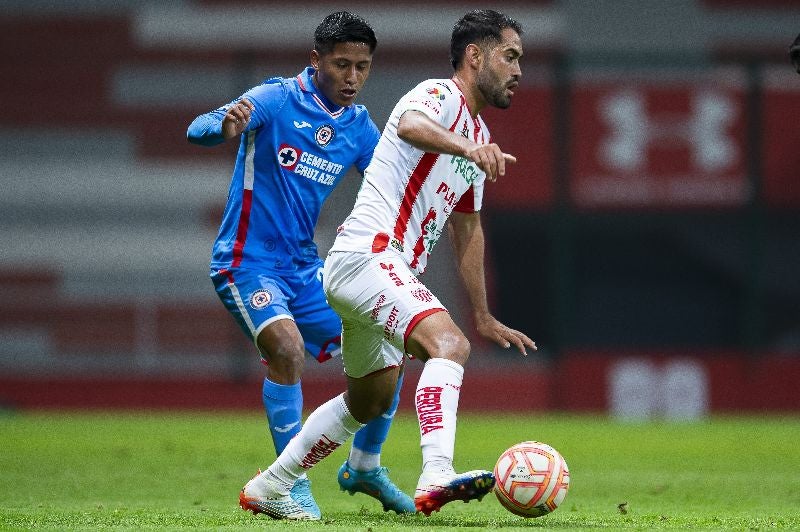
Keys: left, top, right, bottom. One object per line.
{"left": 297, "top": 66, "right": 346, "bottom": 119}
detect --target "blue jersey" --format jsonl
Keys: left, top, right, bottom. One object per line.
{"left": 188, "top": 67, "right": 380, "bottom": 272}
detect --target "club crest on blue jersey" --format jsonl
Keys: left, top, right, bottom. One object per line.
{"left": 315, "top": 124, "right": 335, "bottom": 147}
{"left": 277, "top": 144, "right": 302, "bottom": 171}
{"left": 249, "top": 289, "right": 273, "bottom": 309}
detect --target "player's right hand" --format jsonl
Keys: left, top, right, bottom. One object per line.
{"left": 466, "top": 143, "right": 516, "bottom": 182}
{"left": 222, "top": 98, "right": 255, "bottom": 139}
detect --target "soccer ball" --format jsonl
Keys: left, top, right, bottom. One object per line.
{"left": 493, "top": 441, "right": 570, "bottom": 518}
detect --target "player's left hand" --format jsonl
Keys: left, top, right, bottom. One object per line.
{"left": 222, "top": 98, "right": 255, "bottom": 139}
{"left": 475, "top": 313, "right": 536, "bottom": 356}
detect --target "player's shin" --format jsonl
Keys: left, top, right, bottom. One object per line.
{"left": 265, "top": 393, "right": 364, "bottom": 488}
{"left": 262, "top": 378, "right": 303, "bottom": 455}
{"left": 349, "top": 372, "right": 404, "bottom": 471}
{"left": 415, "top": 358, "right": 463, "bottom": 473}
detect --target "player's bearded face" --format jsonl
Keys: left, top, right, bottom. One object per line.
{"left": 476, "top": 29, "right": 522, "bottom": 110}
{"left": 312, "top": 42, "right": 373, "bottom": 107}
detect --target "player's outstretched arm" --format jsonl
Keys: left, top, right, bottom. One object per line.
{"left": 187, "top": 98, "right": 255, "bottom": 146}
{"left": 447, "top": 211, "right": 536, "bottom": 356}
{"left": 397, "top": 111, "right": 515, "bottom": 181}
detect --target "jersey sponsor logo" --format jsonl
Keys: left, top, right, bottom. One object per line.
{"left": 450, "top": 155, "right": 480, "bottom": 185}
{"left": 278, "top": 144, "right": 344, "bottom": 186}
{"left": 410, "top": 209, "right": 438, "bottom": 270}
{"left": 435, "top": 182, "right": 459, "bottom": 209}
{"left": 411, "top": 287, "right": 434, "bottom": 303}
{"left": 370, "top": 294, "right": 386, "bottom": 321}
{"left": 315, "top": 124, "right": 335, "bottom": 147}
{"left": 277, "top": 144, "right": 301, "bottom": 171}
{"left": 379, "top": 262, "right": 404, "bottom": 286}
{"left": 426, "top": 87, "right": 446, "bottom": 100}
{"left": 293, "top": 120, "right": 312, "bottom": 129}
{"left": 296, "top": 151, "right": 343, "bottom": 185}
{"left": 384, "top": 305, "right": 400, "bottom": 342}
{"left": 249, "top": 288, "right": 273, "bottom": 309}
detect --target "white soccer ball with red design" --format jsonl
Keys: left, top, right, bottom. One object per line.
{"left": 493, "top": 441, "right": 570, "bottom": 518}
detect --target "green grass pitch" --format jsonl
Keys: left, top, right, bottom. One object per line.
{"left": 2, "top": 411, "right": 799, "bottom": 530}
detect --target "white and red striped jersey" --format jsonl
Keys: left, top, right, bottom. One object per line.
{"left": 330, "top": 78, "right": 489, "bottom": 275}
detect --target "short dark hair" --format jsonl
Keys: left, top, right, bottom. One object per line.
{"left": 450, "top": 10, "right": 522, "bottom": 70}
{"left": 314, "top": 11, "right": 377, "bottom": 55}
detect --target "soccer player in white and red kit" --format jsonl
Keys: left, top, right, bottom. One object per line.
{"left": 240, "top": 10, "right": 536, "bottom": 519}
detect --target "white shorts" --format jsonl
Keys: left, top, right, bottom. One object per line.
{"left": 323, "top": 250, "right": 447, "bottom": 378}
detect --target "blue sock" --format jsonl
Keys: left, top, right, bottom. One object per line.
{"left": 353, "top": 372, "right": 404, "bottom": 455}
{"left": 262, "top": 378, "right": 303, "bottom": 456}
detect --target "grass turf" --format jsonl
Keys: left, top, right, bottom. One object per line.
{"left": 1, "top": 411, "right": 799, "bottom": 530}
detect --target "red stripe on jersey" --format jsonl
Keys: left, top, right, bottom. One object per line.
{"left": 393, "top": 97, "right": 466, "bottom": 248}
{"left": 231, "top": 188, "right": 253, "bottom": 268}
{"left": 448, "top": 96, "right": 466, "bottom": 131}
{"left": 392, "top": 152, "right": 439, "bottom": 243}
{"left": 220, "top": 269, "right": 236, "bottom": 284}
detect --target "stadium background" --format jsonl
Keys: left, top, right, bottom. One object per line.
{"left": 1, "top": 0, "right": 798, "bottom": 416}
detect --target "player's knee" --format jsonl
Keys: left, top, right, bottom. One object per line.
{"left": 430, "top": 331, "right": 471, "bottom": 365}
{"left": 345, "top": 386, "right": 396, "bottom": 424}
{"left": 260, "top": 338, "right": 305, "bottom": 382}
{"left": 355, "top": 394, "right": 395, "bottom": 423}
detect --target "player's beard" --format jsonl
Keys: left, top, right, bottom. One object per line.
{"left": 476, "top": 66, "right": 514, "bottom": 109}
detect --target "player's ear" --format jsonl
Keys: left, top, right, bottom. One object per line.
{"left": 465, "top": 43, "right": 482, "bottom": 70}
{"left": 310, "top": 49, "right": 321, "bottom": 70}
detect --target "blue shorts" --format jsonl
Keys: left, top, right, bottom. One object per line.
{"left": 211, "top": 261, "right": 341, "bottom": 363}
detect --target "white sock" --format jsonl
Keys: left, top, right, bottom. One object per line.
{"left": 347, "top": 448, "right": 381, "bottom": 472}
{"left": 263, "top": 393, "right": 364, "bottom": 492}
{"left": 415, "top": 358, "right": 464, "bottom": 474}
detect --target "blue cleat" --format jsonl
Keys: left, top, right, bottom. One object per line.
{"left": 290, "top": 477, "right": 321, "bottom": 519}
{"left": 337, "top": 461, "right": 416, "bottom": 514}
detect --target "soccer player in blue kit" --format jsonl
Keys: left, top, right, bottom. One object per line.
{"left": 186, "top": 12, "right": 413, "bottom": 518}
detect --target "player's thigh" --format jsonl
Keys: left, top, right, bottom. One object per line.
{"left": 324, "top": 251, "right": 448, "bottom": 376}
{"left": 290, "top": 263, "right": 342, "bottom": 363}
{"left": 211, "top": 269, "right": 300, "bottom": 359}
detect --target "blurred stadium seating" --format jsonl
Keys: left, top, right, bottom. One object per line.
{"left": 1, "top": 0, "right": 798, "bottom": 412}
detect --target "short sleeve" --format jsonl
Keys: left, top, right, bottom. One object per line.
{"left": 395, "top": 80, "right": 457, "bottom": 127}
{"left": 233, "top": 80, "right": 289, "bottom": 131}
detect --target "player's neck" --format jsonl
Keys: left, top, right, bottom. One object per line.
{"left": 311, "top": 71, "right": 342, "bottom": 111}
{"left": 451, "top": 74, "right": 484, "bottom": 118}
